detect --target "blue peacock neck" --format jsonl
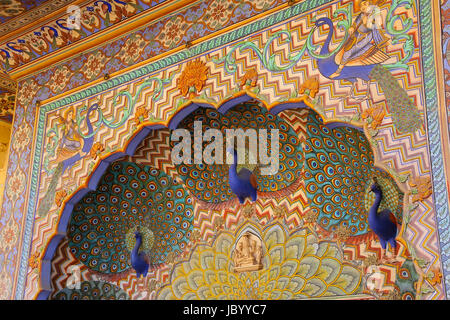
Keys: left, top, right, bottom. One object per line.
{"left": 320, "top": 18, "right": 334, "bottom": 56}
{"left": 230, "top": 151, "right": 238, "bottom": 172}
{"left": 133, "top": 235, "right": 142, "bottom": 255}
{"left": 369, "top": 188, "right": 383, "bottom": 218}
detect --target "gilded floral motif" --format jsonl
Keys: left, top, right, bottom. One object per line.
{"left": 362, "top": 105, "right": 386, "bottom": 130}
{"left": 409, "top": 176, "right": 433, "bottom": 203}
{"left": 299, "top": 77, "right": 320, "bottom": 99}
{"left": 134, "top": 106, "right": 150, "bottom": 126}
{"left": 89, "top": 142, "right": 105, "bottom": 160}
{"left": 28, "top": 250, "right": 41, "bottom": 270}
{"left": 54, "top": 190, "right": 68, "bottom": 208}
{"left": 177, "top": 59, "right": 209, "bottom": 98}
{"left": 240, "top": 68, "right": 258, "bottom": 88}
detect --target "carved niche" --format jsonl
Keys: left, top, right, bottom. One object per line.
{"left": 232, "top": 232, "right": 263, "bottom": 272}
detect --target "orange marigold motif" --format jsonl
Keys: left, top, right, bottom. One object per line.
{"left": 55, "top": 190, "right": 68, "bottom": 207}
{"left": 134, "top": 106, "right": 150, "bottom": 126}
{"left": 90, "top": 142, "right": 105, "bottom": 160}
{"left": 29, "top": 251, "right": 41, "bottom": 270}
{"left": 362, "top": 105, "right": 386, "bottom": 129}
{"left": 429, "top": 266, "right": 442, "bottom": 287}
{"left": 240, "top": 68, "right": 258, "bottom": 88}
{"left": 299, "top": 77, "right": 319, "bottom": 99}
{"left": 409, "top": 176, "right": 433, "bottom": 203}
{"left": 178, "top": 59, "right": 209, "bottom": 98}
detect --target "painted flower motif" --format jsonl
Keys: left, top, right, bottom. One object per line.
{"left": 165, "top": 251, "right": 177, "bottom": 264}
{"left": 189, "top": 229, "right": 201, "bottom": 244}
{"left": 409, "top": 176, "right": 432, "bottom": 203}
{"left": 428, "top": 266, "right": 442, "bottom": 287}
{"left": 242, "top": 204, "right": 255, "bottom": 219}
{"left": 81, "top": 51, "right": 108, "bottom": 81}
{"left": 117, "top": 34, "right": 146, "bottom": 65}
{"left": 12, "top": 122, "right": 32, "bottom": 153}
{"left": 157, "top": 16, "right": 186, "bottom": 48}
{"left": 49, "top": 66, "right": 71, "bottom": 93}
{"left": 299, "top": 77, "right": 320, "bottom": 99}
{"left": 0, "top": 216, "right": 19, "bottom": 253}
{"left": 362, "top": 254, "right": 380, "bottom": 269}
{"left": 6, "top": 168, "right": 26, "bottom": 203}
{"left": 17, "top": 79, "right": 38, "bottom": 106}
{"left": 204, "top": 0, "right": 235, "bottom": 30}
{"left": 362, "top": 105, "right": 386, "bottom": 130}
{"left": 29, "top": 250, "right": 41, "bottom": 270}
{"left": 214, "top": 216, "right": 225, "bottom": 231}
{"left": 240, "top": 68, "right": 258, "bottom": 88}
{"left": 303, "top": 209, "right": 318, "bottom": 225}
{"left": 55, "top": 190, "right": 68, "bottom": 208}
{"left": 89, "top": 142, "right": 105, "bottom": 160}
{"left": 134, "top": 106, "right": 150, "bottom": 126}
{"left": 334, "top": 224, "right": 351, "bottom": 243}
{"left": 0, "top": 268, "right": 12, "bottom": 300}
{"left": 177, "top": 59, "right": 209, "bottom": 98}
{"left": 273, "top": 206, "right": 287, "bottom": 220}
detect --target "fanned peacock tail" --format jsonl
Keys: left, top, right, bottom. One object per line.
{"left": 37, "top": 162, "right": 64, "bottom": 217}
{"left": 303, "top": 112, "right": 403, "bottom": 241}
{"left": 369, "top": 64, "right": 422, "bottom": 133}
{"left": 171, "top": 101, "right": 304, "bottom": 204}
{"left": 157, "top": 223, "right": 363, "bottom": 299}
{"left": 53, "top": 281, "right": 129, "bottom": 300}
{"left": 68, "top": 161, "right": 194, "bottom": 274}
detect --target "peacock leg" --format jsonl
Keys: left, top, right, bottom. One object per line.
{"left": 387, "top": 238, "right": 399, "bottom": 262}
{"left": 379, "top": 238, "right": 388, "bottom": 263}
{"left": 251, "top": 190, "right": 257, "bottom": 202}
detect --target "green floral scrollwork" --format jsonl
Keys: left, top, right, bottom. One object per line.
{"left": 212, "top": 4, "right": 354, "bottom": 73}
{"left": 76, "top": 75, "right": 172, "bottom": 139}
{"left": 384, "top": 0, "right": 415, "bottom": 70}
{"left": 213, "top": 1, "right": 414, "bottom": 74}
{"left": 43, "top": 124, "right": 60, "bottom": 175}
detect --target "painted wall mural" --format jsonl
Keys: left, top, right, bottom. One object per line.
{"left": 0, "top": 0, "right": 448, "bottom": 301}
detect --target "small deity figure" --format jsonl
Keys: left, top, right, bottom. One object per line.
{"left": 233, "top": 232, "right": 263, "bottom": 272}
{"left": 331, "top": 0, "right": 390, "bottom": 78}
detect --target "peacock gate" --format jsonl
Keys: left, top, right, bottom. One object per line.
{"left": 0, "top": 0, "right": 448, "bottom": 301}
